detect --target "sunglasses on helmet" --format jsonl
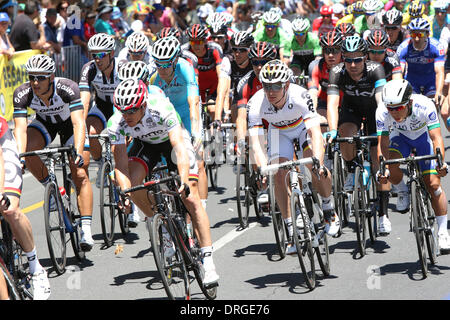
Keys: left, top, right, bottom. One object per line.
{"left": 368, "top": 48, "right": 386, "bottom": 54}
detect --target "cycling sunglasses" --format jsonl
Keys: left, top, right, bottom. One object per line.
{"left": 130, "top": 50, "right": 146, "bottom": 56}
{"left": 29, "top": 74, "right": 51, "bottom": 82}
{"left": 343, "top": 57, "right": 364, "bottom": 64}
{"left": 386, "top": 103, "right": 407, "bottom": 112}
{"left": 92, "top": 52, "right": 110, "bottom": 59}
{"left": 265, "top": 24, "right": 279, "bottom": 29}
{"left": 190, "top": 39, "right": 205, "bottom": 45}
{"left": 121, "top": 107, "right": 141, "bottom": 115}
{"left": 384, "top": 25, "right": 399, "bottom": 30}
{"left": 411, "top": 31, "right": 427, "bottom": 38}
{"left": 155, "top": 61, "right": 174, "bottom": 69}
{"left": 232, "top": 47, "right": 248, "bottom": 52}
{"left": 294, "top": 32, "right": 306, "bottom": 37}
{"left": 368, "top": 48, "right": 386, "bottom": 54}
{"left": 251, "top": 59, "right": 270, "bottom": 66}
{"left": 263, "top": 82, "right": 285, "bottom": 91}
{"left": 323, "top": 47, "right": 341, "bottom": 54}
{"left": 212, "top": 35, "right": 226, "bottom": 39}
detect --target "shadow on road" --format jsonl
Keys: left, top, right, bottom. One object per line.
{"left": 379, "top": 261, "right": 450, "bottom": 281}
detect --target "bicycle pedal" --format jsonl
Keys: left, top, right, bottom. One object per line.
{"left": 204, "top": 281, "right": 219, "bottom": 289}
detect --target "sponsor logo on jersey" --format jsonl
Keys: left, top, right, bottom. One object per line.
{"left": 428, "top": 111, "right": 437, "bottom": 121}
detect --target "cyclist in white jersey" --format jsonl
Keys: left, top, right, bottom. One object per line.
{"left": 117, "top": 31, "right": 156, "bottom": 75}
{"left": 376, "top": 79, "right": 450, "bottom": 251}
{"left": 248, "top": 60, "right": 339, "bottom": 254}
{"left": 108, "top": 78, "right": 219, "bottom": 287}
{"left": 80, "top": 33, "right": 125, "bottom": 188}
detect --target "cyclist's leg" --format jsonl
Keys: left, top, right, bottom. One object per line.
{"left": 24, "top": 121, "right": 50, "bottom": 182}
{"left": 86, "top": 104, "right": 107, "bottom": 161}
{"left": 0, "top": 270, "right": 7, "bottom": 300}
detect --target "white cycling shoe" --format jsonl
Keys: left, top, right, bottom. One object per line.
{"left": 378, "top": 215, "right": 392, "bottom": 236}
{"left": 438, "top": 233, "right": 450, "bottom": 252}
{"left": 202, "top": 255, "right": 219, "bottom": 287}
{"left": 396, "top": 191, "right": 410, "bottom": 213}
{"left": 32, "top": 269, "right": 51, "bottom": 300}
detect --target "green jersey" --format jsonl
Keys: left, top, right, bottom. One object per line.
{"left": 253, "top": 27, "right": 293, "bottom": 57}
{"left": 290, "top": 33, "right": 322, "bottom": 57}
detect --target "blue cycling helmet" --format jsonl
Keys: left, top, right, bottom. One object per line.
{"left": 342, "top": 35, "right": 367, "bottom": 53}
{"left": 407, "top": 18, "right": 431, "bottom": 32}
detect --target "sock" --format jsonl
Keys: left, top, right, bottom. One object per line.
{"left": 436, "top": 215, "right": 448, "bottom": 235}
{"left": 200, "top": 246, "right": 213, "bottom": 261}
{"left": 81, "top": 216, "right": 92, "bottom": 236}
{"left": 201, "top": 199, "right": 207, "bottom": 210}
{"left": 394, "top": 180, "right": 408, "bottom": 193}
{"left": 284, "top": 217, "right": 293, "bottom": 237}
{"left": 322, "top": 196, "right": 334, "bottom": 211}
{"left": 26, "top": 247, "right": 43, "bottom": 275}
{"left": 378, "top": 191, "right": 390, "bottom": 217}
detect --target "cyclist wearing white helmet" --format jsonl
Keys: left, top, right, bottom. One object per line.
{"left": 376, "top": 79, "right": 450, "bottom": 252}
{"left": 248, "top": 60, "right": 337, "bottom": 252}
{"left": 353, "top": 0, "right": 384, "bottom": 35}
{"left": 14, "top": 54, "right": 94, "bottom": 253}
{"left": 382, "top": 9, "right": 406, "bottom": 51}
{"left": 117, "top": 31, "right": 154, "bottom": 65}
{"left": 432, "top": 0, "right": 448, "bottom": 40}
{"left": 80, "top": 33, "right": 126, "bottom": 189}
{"left": 108, "top": 78, "right": 219, "bottom": 287}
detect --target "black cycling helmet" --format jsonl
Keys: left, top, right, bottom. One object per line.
{"left": 248, "top": 41, "right": 277, "bottom": 60}
{"left": 334, "top": 23, "right": 356, "bottom": 39}
{"left": 186, "top": 24, "right": 209, "bottom": 40}
{"left": 230, "top": 31, "right": 254, "bottom": 48}
{"left": 366, "top": 29, "right": 390, "bottom": 47}
{"left": 382, "top": 8, "right": 403, "bottom": 25}
{"left": 320, "top": 30, "right": 343, "bottom": 47}
{"left": 157, "top": 27, "right": 182, "bottom": 41}
{"left": 209, "top": 21, "right": 228, "bottom": 36}
{"left": 342, "top": 35, "right": 368, "bottom": 53}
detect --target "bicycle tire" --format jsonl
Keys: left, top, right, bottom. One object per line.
{"left": 268, "top": 175, "right": 286, "bottom": 259}
{"left": 99, "top": 161, "right": 115, "bottom": 247}
{"left": 411, "top": 180, "right": 428, "bottom": 278}
{"left": 191, "top": 234, "right": 218, "bottom": 300}
{"left": 251, "top": 168, "right": 264, "bottom": 220}
{"left": 66, "top": 178, "right": 85, "bottom": 262}
{"left": 150, "top": 213, "right": 190, "bottom": 300}
{"left": 0, "top": 259, "right": 21, "bottom": 300}
{"left": 208, "top": 163, "right": 218, "bottom": 190}
{"left": 291, "top": 192, "right": 315, "bottom": 289}
{"left": 43, "top": 182, "right": 67, "bottom": 275}
{"left": 353, "top": 167, "right": 368, "bottom": 257}
{"left": 367, "top": 174, "right": 378, "bottom": 244}
{"left": 117, "top": 193, "right": 130, "bottom": 236}
{"left": 333, "top": 151, "right": 347, "bottom": 233}
{"left": 424, "top": 194, "right": 437, "bottom": 265}
{"left": 236, "top": 163, "right": 250, "bottom": 229}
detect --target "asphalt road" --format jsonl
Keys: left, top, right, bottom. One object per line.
{"left": 17, "top": 133, "right": 450, "bottom": 302}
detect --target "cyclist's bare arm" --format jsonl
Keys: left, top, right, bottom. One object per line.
{"left": 429, "top": 127, "right": 446, "bottom": 164}
{"left": 326, "top": 93, "right": 340, "bottom": 132}
{"left": 70, "top": 109, "right": 87, "bottom": 156}
{"left": 435, "top": 64, "right": 445, "bottom": 99}
{"left": 80, "top": 91, "right": 91, "bottom": 120}
{"left": 214, "top": 66, "right": 229, "bottom": 121}
{"left": 13, "top": 117, "right": 28, "bottom": 155}
{"left": 249, "top": 133, "right": 267, "bottom": 168}
{"left": 112, "top": 143, "right": 132, "bottom": 193}
{"left": 377, "top": 135, "right": 390, "bottom": 161}
{"left": 169, "top": 127, "right": 191, "bottom": 186}
{"left": 307, "top": 123, "right": 325, "bottom": 166}
{"left": 0, "top": 146, "right": 5, "bottom": 194}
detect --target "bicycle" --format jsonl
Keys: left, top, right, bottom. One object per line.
{"left": 122, "top": 172, "right": 218, "bottom": 300}
{"left": 262, "top": 156, "right": 330, "bottom": 290}
{"left": 88, "top": 134, "right": 129, "bottom": 247}
{"left": 20, "top": 145, "right": 85, "bottom": 275}
{"left": 334, "top": 134, "right": 378, "bottom": 257}
{"left": 235, "top": 138, "right": 264, "bottom": 229}
{"left": 0, "top": 213, "right": 33, "bottom": 300}
{"left": 380, "top": 148, "right": 443, "bottom": 278}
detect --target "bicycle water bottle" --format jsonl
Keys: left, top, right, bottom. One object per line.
{"left": 363, "top": 160, "right": 370, "bottom": 186}
{"left": 59, "top": 186, "right": 69, "bottom": 209}
{"left": 186, "top": 223, "right": 195, "bottom": 248}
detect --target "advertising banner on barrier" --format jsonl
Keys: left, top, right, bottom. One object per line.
{"left": 0, "top": 50, "right": 41, "bottom": 121}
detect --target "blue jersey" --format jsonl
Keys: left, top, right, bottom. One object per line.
{"left": 150, "top": 58, "right": 199, "bottom": 134}
{"left": 396, "top": 37, "right": 445, "bottom": 89}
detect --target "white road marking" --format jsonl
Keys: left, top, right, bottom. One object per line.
{"left": 213, "top": 222, "right": 258, "bottom": 251}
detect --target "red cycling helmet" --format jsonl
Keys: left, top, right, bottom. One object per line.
{"left": 320, "top": 5, "right": 333, "bottom": 16}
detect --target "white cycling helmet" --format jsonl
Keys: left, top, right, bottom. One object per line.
{"left": 269, "top": 7, "right": 283, "bottom": 17}
{"left": 118, "top": 61, "right": 150, "bottom": 81}
{"left": 113, "top": 78, "right": 148, "bottom": 112}
{"left": 382, "top": 79, "right": 413, "bottom": 106}
{"left": 206, "top": 12, "right": 225, "bottom": 27}
{"left": 26, "top": 54, "right": 55, "bottom": 74}
{"left": 363, "top": 0, "right": 384, "bottom": 14}
{"left": 151, "top": 36, "right": 181, "bottom": 63}
{"left": 125, "top": 31, "right": 150, "bottom": 53}
{"left": 88, "top": 32, "right": 116, "bottom": 51}
{"left": 262, "top": 10, "right": 281, "bottom": 25}
{"left": 259, "top": 59, "right": 292, "bottom": 84}
{"left": 291, "top": 17, "right": 310, "bottom": 33}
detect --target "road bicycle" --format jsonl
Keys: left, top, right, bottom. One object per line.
{"left": 262, "top": 155, "right": 330, "bottom": 289}
{"left": 88, "top": 134, "right": 129, "bottom": 247}
{"left": 202, "top": 90, "right": 220, "bottom": 190}
{"left": 380, "top": 148, "right": 443, "bottom": 278}
{"left": 122, "top": 171, "right": 218, "bottom": 300}
{"left": 20, "top": 145, "right": 85, "bottom": 275}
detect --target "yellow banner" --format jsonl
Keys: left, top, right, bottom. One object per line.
{"left": 0, "top": 50, "right": 42, "bottom": 121}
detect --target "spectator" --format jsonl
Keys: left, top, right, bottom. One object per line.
{"left": 9, "top": 1, "right": 51, "bottom": 51}
{"left": 0, "top": 0, "right": 17, "bottom": 32}
{"left": 94, "top": 4, "right": 116, "bottom": 36}
{"left": 84, "top": 12, "right": 96, "bottom": 41}
{"left": 63, "top": 4, "right": 88, "bottom": 63}
{"left": 186, "top": 0, "right": 200, "bottom": 25}
{"left": 174, "top": 4, "right": 189, "bottom": 30}
{"left": 0, "top": 12, "right": 13, "bottom": 58}
{"left": 145, "top": 3, "right": 165, "bottom": 35}
{"left": 116, "top": 0, "right": 131, "bottom": 33}
{"left": 56, "top": 1, "right": 69, "bottom": 44}
{"left": 17, "top": 3, "right": 25, "bottom": 15}
{"left": 39, "top": 0, "right": 51, "bottom": 24}
{"left": 160, "top": 1, "right": 175, "bottom": 28}
{"left": 43, "top": 8, "right": 61, "bottom": 53}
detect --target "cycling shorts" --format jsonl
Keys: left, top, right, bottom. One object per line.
{"left": 339, "top": 105, "right": 377, "bottom": 139}
{"left": 267, "top": 123, "right": 311, "bottom": 163}
{"left": 87, "top": 101, "right": 115, "bottom": 129}
{"left": 409, "top": 79, "right": 436, "bottom": 97}
{"left": 1, "top": 129, "right": 22, "bottom": 199}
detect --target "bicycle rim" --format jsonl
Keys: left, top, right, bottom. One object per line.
{"left": 411, "top": 181, "right": 428, "bottom": 278}
{"left": 208, "top": 164, "right": 218, "bottom": 190}
{"left": 311, "top": 199, "right": 330, "bottom": 277}
{"left": 269, "top": 176, "right": 286, "bottom": 259}
{"left": 191, "top": 234, "right": 218, "bottom": 300}
{"left": 236, "top": 164, "right": 249, "bottom": 229}
{"left": 291, "top": 193, "right": 315, "bottom": 289}
{"left": 150, "top": 214, "right": 190, "bottom": 300}
{"left": 367, "top": 175, "right": 378, "bottom": 243}
{"left": 353, "top": 167, "right": 367, "bottom": 257}
{"left": 100, "top": 161, "right": 115, "bottom": 247}
{"left": 67, "top": 179, "right": 85, "bottom": 262}
{"left": 333, "top": 152, "right": 347, "bottom": 232}
{"left": 0, "top": 260, "right": 21, "bottom": 300}
{"left": 118, "top": 197, "right": 130, "bottom": 236}
{"left": 424, "top": 194, "right": 437, "bottom": 265}
{"left": 43, "top": 182, "right": 67, "bottom": 275}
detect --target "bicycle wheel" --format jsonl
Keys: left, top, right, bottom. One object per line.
{"left": 236, "top": 162, "right": 250, "bottom": 229}
{"left": 208, "top": 163, "right": 218, "bottom": 190}
{"left": 424, "top": 194, "right": 437, "bottom": 265}
{"left": 117, "top": 187, "right": 130, "bottom": 236}
{"left": 0, "top": 259, "right": 21, "bottom": 300}
{"left": 291, "top": 192, "right": 315, "bottom": 289}
{"left": 411, "top": 180, "right": 427, "bottom": 278}
{"left": 367, "top": 174, "right": 378, "bottom": 244}
{"left": 191, "top": 233, "right": 218, "bottom": 300}
{"left": 150, "top": 214, "right": 190, "bottom": 300}
{"left": 66, "top": 178, "right": 85, "bottom": 262}
{"left": 250, "top": 168, "right": 264, "bottom": 220}
{"left": 353, "top": 167, "right": 368, "bottom": 257}
{"left": 43, "top": 182, "right": 67, "bottom": 275}
{"left": 268, "top": 175, "right": 286, "bottom": 259}
{"left": 333, "top": 151, "right": 348, "bottom": 232}
{"left": 99, "top": 161, "right": 115, "bottom": 247}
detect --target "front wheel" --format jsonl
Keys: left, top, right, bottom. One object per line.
{"left": 353, "top": 167, "right": 368, "bottom": 257}
{"left": 411, "top": 180, "right": 428, "bottom": 278}
{"left": 43, "top": 182, "right": 67, "bottom": 275}
{"left": 268, "top": 175, "right": 286, "bottom": 259}
{"left": 66, "top": 178, "right": 85, "bottom": 262}
{"left": 99, "top": 161, "right": 115, "bottom": 247}
{"left": 236, "top": 163, "right": 250, "bottom": 229}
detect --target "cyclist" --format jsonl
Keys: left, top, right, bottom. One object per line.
{"left": 376, "top": 79, "right": 450, "bottom": 251}
{"left": 337, "top": 1, "right": 364, "bottom": 26}
{"left": 308, "top": 30, "right": 343, "bottom": 129}
{"left": 325, "top": 35, "right": 389, "bottom": 233}
{"left": 108, "top": 78, "right": 219, "bottom": 287}
{"left": 13, "top": 55, "right": 94, "bottom": 250}
{"left": 80, "top": 33, "right": 125, "bottom": 189}
{"left": 289, "top": 17, "right": 322, "bottom": 78}
{"left": 401, "top": 1, "right": 433, "bottom": 32}
{"left": 397, "top": 18, "right": 445, "bottom": 105}
{"left": 382, "top": 9, "right": 407, "bottom": 52}
{"left": 312, "top": 5, "right": 338, "bottom": 37}
{"left": 366, "top": 29, "right": 403, "bottom": 81}
{"left": 248, "top": 60, "right": 339, "bottom": 254}
{"left": 117, "top": 31, "right": 153, "bottom": 64}
{"left": 183, "top": 24, "right": 224, "bottom": 122}
{"left": 431, "top": 0, "right": 448, "bottom": 40}
{"left": 0, "top": 115, "right": 51, "bottom": 299}
{"left": 150, "top": 36, "right": 208, "bottom": 210}
{"left": 252, "top": 10, "right": 292, "bottom": 64}
{"left": 334, "top": 22, "right": 356, "bottom": 41}
{"left": 354, "top": 0, "right": 384, "bottom": 35}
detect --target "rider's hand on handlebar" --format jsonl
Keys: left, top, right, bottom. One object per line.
{"left": 0, "top": 193, "right": 10, "bottom": 212}
{"left": 376, "top": 169, "right": 390, "bottom": 184}
{"left": 322, "top": 129, "right": 337, "bottom": 143}
{"left": 436, "top": 162, "right": 448, "bottom": 177}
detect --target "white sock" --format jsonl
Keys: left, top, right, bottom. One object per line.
{"left": 26, "top": 247, "right": 43, "bottom": 275}
{"left": 436, "top": 215, "right": 448, "bottom": 235}
{"left": 81, "top": 216, "right": 92, "bottom": 236}
{"left": 284, "top": 217, "right": 293, "bottom": 237}
{"left": 394, "top": 180, "right": 408, "bottom": 193}
{"left": 200, "top": 246, "right": 213, "bottom": 261}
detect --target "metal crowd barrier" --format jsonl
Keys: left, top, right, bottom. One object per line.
{"left": 51, "top": 45, "right": 82, "bottom": 82}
